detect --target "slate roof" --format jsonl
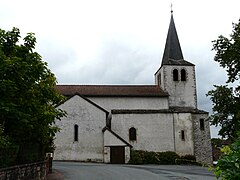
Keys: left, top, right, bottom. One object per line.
{"left": 111, "top": 107, "right": 208, "bottom": 114}
{"left": 161, "top": 13, "right": 194, "bottom": 66}
{"left": 55, "top": 85, "right": 168, "bottom": 97}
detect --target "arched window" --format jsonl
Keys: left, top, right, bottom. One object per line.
{"left": 129, "top": 127, "right": 136, "bottom": 141}
{"left": 74, "top": 124, "right": 78, "bottom": 141}
{"left": 173, "top": 69, "right": 178, "bottom": 81}
{"left": 181, "top": 69, "right": 186, "bottom": 81}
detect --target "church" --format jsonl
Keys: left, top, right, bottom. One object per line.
{"left": 53, "top": 13, "right": 212, "bottom": 165}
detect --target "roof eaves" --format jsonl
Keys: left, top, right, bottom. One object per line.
{"left": 56, "top": 93, "right": 109, "bottom": 115}
{"left": 102, "top": 126, "right": 133, "bottom": 148}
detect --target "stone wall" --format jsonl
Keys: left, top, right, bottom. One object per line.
{"left": 0, "top": 161, "right": 47, "bottom": 180}
{"left": 192, "top": 113, "right": 213, "bottom": 165}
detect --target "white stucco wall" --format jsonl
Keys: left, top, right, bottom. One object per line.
{"left": 88, "top": 97, "right": 169, "bottom": 111}
{"left": 158, "top": 66, "right": 197, "bottom": 108}
{"left": 104, "top": 147, "right": 110, "bottom": 163}
{"left": 103, "top": 130, "right": 127, "bottom": 146}
{"left": 173, "top": 113, "right": 194, "bottom": 155}
{"left": 54, "top": 95, "right": 106, "bottom": 162}
{"left": 125, "top": 147, "right": 131, "bottom": 163}
{"left": 111, "top": 113, "right": 175, "bottom": 152}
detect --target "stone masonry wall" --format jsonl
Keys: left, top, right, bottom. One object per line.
{"left": 192, "top": 113, "right": 213, "bottom": 165}
{"left": 0, "top": 161, "right": 47, "bottom": 180}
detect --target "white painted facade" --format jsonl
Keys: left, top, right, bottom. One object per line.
{"left": 89, "top": 97, "right": 169, "bottom": 111}
{"left": 173, "top": 113, "right": 194, "bottom": 155}
{"left": 155, "top": 65, "right": 197, "bottom": 108}
{"left": 111, "top": 113, "right": 175, "bottom": 152}
{"left": 54, "top": 95, "right": 107, "bottom": 162}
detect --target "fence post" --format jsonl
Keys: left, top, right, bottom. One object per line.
{"left": 46, "top": 153, "right": 53, "bottom": 173}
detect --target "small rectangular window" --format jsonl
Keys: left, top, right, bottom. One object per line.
{"left": 181, "top": 130, "right": 185, "bottom": 141}
{"left": 74, "top": 124, "right": 78, "bottom": 141}
{"left": 200, "top": 119, "right": 205, "bottom": 130}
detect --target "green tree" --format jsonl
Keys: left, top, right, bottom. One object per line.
{"left": 0, "top": 27, "right": 66, "bottom": 161}
{"left": 0, "top": 124, "right": 10, "bottom": 148}
{"left": 208, "top": 19, "right": 240, "bottom": 179}
{"left": 207, "top": 19, "right": 240, "bottom": 140}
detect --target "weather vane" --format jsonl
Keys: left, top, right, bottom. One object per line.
{"left": 171, "top": 3, "right": 173, "bottom": 14}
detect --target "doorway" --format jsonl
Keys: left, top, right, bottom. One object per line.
{"left": 110, "top": 146, "right": 125, "bottom": 164}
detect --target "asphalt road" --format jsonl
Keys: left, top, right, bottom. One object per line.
{"left": 52, "top": 161, "right": 216, "bottom": 180}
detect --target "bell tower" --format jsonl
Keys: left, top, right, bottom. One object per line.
{"left": 155, "top": 12, "right": 197, "bottom": 108}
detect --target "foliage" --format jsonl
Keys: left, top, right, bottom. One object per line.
{"left": 129, "top": 150, "right": 200, "bottom": 165}
{"left": 207, "top": 19, "right": 240, "bottom": 140}
{"left": 180, "top": 154, "right": 196, "bottom": 161}
{"left": 208, "top": 18, "right": 240, "bottom": 179}
{"left": 175, "top": 154, "right": 200, "bottom": 165}
{"left": 0, "top": 145, "right": 19, "bottom": 168}
{"left": 207, "top": 85, "right": 240, "bottom": 139}
{"left": 214, "top": 135, "right": 240, "bottom": 179}
{"left": 0, "top": 27, "right": 66, "bottom": 164}
{"left": 156, "top": 151, "right": 180, "bottom": 164}
{"left": 212, "top": 138, "right": 224, "bottom": 147}
{"left": 129, "top": 150, "right": 145, "bottom": 164}
{"left": 212, "top": 19, "right": 240, "bottom": 84}
{"left": 0, "top": 124, "right": 10, "bottom": 148}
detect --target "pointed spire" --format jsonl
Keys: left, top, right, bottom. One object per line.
{"left": 161, "top": 12, "right": 184, "bottom": 65}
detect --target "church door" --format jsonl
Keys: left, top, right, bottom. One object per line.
{"left": 110, "top": 146, "right": 125, "bottom": 164}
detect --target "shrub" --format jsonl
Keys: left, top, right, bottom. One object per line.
{"left": 156, "top": 151, "right": 180, "bottom": 164}
{"left": 180, "top": 154, "right": 196, "bottom": 161}
{"left": 143, "top": 151, "right": 158, "bottom": 164}
{"left": 214, "top": 135, "right": 240, "bottom": 179}
{"left": 175, "top": 159, "right": 201, "bottom": 166}
{"left": 129, "top": 150, "right": 180, "bottom": 165}
{"left": 129, "top": 150, "right": 144, "bottom": 164}
{"left": 0, "top": 145, "right": 19, "bottom": 168}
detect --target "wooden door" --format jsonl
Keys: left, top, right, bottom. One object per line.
{"left": 110, "top": 146, "right": 125, "bottom": 164}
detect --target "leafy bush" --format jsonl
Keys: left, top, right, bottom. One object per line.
{"left": 0, "top": 145, "right": 19, "bottom": 168}
{"left": 175, "top": 154, "right": 200, "bottom": 165}
{"left": 129, "top": 150, "right": 201, "bottom": 165}
{"left": 156, "top": 151, "right": 180, "bottom": 164}
{"left": 180, "top": 154, "right": 196, "bottom": 161}
{"left": 143, "top": 151, "right": 159, "bottom": 164}
{"left": 175, "top": 159, "right": 201, "bottom": 165}
{"left": 0, "top": 124, "right": 10, "bottom": 149}
{"left": 128, "top": 150, "right": 144, "bottom": 164}
{"left": 129, "top": 150, "right": 180, "bottom": 165}
{"left": 214, "top": 135, "right": 240, "bottom": 179}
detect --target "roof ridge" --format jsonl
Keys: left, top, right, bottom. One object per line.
{"left": 55, "top": 85, "right": 169, "bottom": 97}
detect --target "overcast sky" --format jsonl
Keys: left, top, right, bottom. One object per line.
{"left": 1, "top": 0, "right": 240, "bottom": 137}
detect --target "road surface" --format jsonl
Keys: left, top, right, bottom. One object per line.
{"left": 52, "top": 161, "right": 216, "bottom": 180}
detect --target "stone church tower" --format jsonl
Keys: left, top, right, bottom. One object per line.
{"left": 155, "top": 13, "right": 197, "bottom": 108}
